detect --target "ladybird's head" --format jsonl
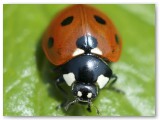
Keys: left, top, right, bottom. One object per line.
{"left": 65, "top": 82, "right": 99, "bottom": 114}
{"left": 72, "top": 82, "right": 98, "bottom": 102}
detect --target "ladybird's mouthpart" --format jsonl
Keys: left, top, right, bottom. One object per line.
{"left": 65, "top": 98, "right": 100, "bottom": 115}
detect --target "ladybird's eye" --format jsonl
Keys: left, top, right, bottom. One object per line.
{"left": 94, "top": 15, "right": 106, "bottom": 25}
{"left": 61, "top": 16, "right": 73, "bottom": 26}
{"left": 48, "top": 37, "right": 54, "bottom": 48}
{"left": 115, "top": 34, "right": 119, "bottom": 44}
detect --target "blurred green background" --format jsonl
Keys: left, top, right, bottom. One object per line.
{"left": 3, "top": 4, "right": 155, "bottom": 116}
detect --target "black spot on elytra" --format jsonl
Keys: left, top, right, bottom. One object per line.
{"left": 94, "top": 15, "right": 106, "bottom": 25}
{"left": 48, "top": 37, "right": 54, "bottom": 48}
{"left": 115, "top": 34, "right": 119, "bottom": 44}
{"left": 61, "top": 16, "right": 73, "bottom": 26}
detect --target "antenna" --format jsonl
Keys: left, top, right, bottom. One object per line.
{"left": 87, "top": 100, "right": 100, "bottom": 115}
{"left": 65, "top": 98, "right": 79, "bottom": 111}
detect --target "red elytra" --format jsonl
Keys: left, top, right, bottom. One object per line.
{"left": 42, "top": 5, "right": 122, "bottom": 65}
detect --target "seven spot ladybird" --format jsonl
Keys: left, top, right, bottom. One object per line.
{"left": 42, "top": 4, "right": 122, "bottom": 114}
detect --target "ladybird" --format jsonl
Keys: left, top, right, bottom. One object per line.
{"left": 42, "top": 4, "right": 122, "bottom": 114}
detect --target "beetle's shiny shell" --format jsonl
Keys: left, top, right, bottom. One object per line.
{"left": 42, "top": 5, "right": 122, "bottom": 65}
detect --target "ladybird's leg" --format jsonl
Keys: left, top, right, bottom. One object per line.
{"left": 107, "top": 74, "right": 125, "bottom": 94}
{"left": 55, "top": 76, "right": 69, "bottom": 109}
{"left": 108, "top": 74, "right": 117, "bottom": 86}
{"left": 55, "top": 77, "right": 68, "bottom": 96}
{"left": 86, "top": 103, "right": 91, "bottom": 112}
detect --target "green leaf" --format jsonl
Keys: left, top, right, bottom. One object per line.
{"left": 4, "top": 4, "right": 155, "bottom": 116}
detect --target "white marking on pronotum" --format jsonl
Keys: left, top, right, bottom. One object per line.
{"left": 72, "top": 48, "right": 85, "bottom": 56}
{"left": 97, "top": 74, "right": 109, "bottom": 89}
{"left": 87, "top": 93, "right": 92, "bottom": 98}
{"left": 63, "top": 73, "right": 76, "bottom": 86}
{"left": 91, "top": 48, "right": 102, "bottom": 55}
{"left": 77, "top": 91, "right": 82, "bottom": 97}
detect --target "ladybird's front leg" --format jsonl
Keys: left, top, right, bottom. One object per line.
{"left": 108, "top": 74, "right": 117, "bottom": 86}
{"left": 55, "top": 76, "right": 69, "bottom": 110}
{"left": 107, "top": 74, "right": 125, "bottom": 94}
{"left": 86, "top": 103, "right": 92, "bottom": 112}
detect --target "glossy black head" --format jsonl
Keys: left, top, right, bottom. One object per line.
{"left": 72, "top": 82, "right": 97, "bottom": 102}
